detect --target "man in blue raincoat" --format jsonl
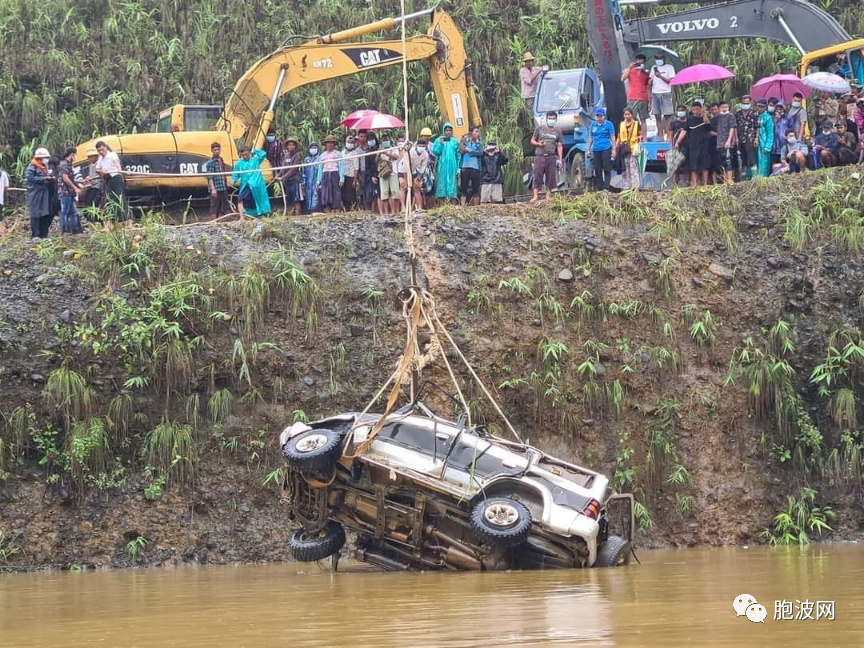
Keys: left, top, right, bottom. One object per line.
{"left": 232, "top": 146, "right": 271, "bottom": 218}
{"left": 431, "top": 122, "right": 460, "bottom": 204}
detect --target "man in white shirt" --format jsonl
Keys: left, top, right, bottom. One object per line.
{"left": 95, "top": 140, "right": 129, "bottom": 230}
{"left": 649, "top": 54, "right": 677, "bottom": 141}
{"left": 0, "top": 167, "right": 9, "bottom": 236}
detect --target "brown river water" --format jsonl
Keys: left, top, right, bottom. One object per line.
{"left": 1, "top": 545, "right": 861, "bottom": 647}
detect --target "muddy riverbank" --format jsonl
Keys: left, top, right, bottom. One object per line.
{"left": 2, "top": 170, "right": 864, "bottom": 571}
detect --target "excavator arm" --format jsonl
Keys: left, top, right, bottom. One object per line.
{"left": 618, "top": 0, "right": 851, "bottom": 55}
{"left": 217, "top": 8, "right": 481, "bottom": 149}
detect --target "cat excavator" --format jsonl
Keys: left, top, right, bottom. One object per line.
{"left": 539, "top": 0, "right": 863, "bottom": 188}
{"left": 74, "top": 8, "right": 481, "bottom": 198}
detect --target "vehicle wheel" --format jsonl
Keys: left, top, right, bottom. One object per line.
{"left": 470, "top": 497, "right": 532, "bottom": 549}
{"left": 567, "top": 152, "right": 585, "bottom": 191}
{"left": 289, "top": 521, "right": 346, "bottom": 562}
{"left": 282, "top": 428, "right": 342, "bottom": 475}
{"left": 595, "top": 535, "right": 631, "bottom": 567}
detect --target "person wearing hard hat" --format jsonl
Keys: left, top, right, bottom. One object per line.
{"left": 408, "top": 128, "right": 432, "bottom": 211}
{"left": 24, "top": 147, "right": 56, "bottom": 239}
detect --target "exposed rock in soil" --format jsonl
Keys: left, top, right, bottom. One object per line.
{"left": 2, "top": 169, "right": 864, "bottom": 571}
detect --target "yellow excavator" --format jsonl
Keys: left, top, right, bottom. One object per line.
{"left": 74, "top": 8, "right": 481, "bottom": 197}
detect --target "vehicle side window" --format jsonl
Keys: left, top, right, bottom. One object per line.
{"left": 376, "top": 422, "right": 448, "bottom": 456}
{"left": 581, "top": 75, "right": 594, "bottom": 107}
{"left": 157, "top": 116, "right": 171, "bottom": 133}
{"left": 850, "top": 49, "right": 864, "bottom": 87}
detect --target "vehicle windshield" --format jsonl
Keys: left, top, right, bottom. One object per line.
{"left": 184, "top": 106, "right": 223, "bottom": 131}
{"left": 537, "top": 71, "right": 584, "bottom": 114}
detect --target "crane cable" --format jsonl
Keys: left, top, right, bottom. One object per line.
{"left": 337, "top": 3, "right": 524, "bottom": 466}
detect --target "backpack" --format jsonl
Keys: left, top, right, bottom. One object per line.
{"left": 377, "top": 156, "right": 392, "bottom": 179}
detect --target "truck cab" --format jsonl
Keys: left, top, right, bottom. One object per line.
{"left": 800, "top": 39, "right": 864, "bottom": 87}
{"left": 156, "top": 105, "right": 224, "bottom": 132}
{"left": 531, "top": 68, "right": 604, "bottom": 190}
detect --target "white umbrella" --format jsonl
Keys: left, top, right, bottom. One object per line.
{"left": 802, "top": 72, "right": 851, "bottom": 95}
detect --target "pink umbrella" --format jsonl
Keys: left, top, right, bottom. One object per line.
{"left": 341, "top": 109, "right": 379, "bottom": 128}
{"left": 350, "top": 113, "right": 405, "bottom": 131}
{"left": 751, "top": 74, "right": 811, "bottom": 103}
{"left": 670, "top": 64, "right": 735, "bottom": 86}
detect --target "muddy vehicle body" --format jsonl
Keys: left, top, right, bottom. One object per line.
{"left": 280, "top": 403, "right": 634, "bottom": 571}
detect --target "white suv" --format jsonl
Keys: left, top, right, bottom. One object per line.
{"left": 280, "top": 403, "right": 634, "bottom": 570}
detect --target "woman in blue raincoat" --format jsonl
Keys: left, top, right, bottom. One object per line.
{"left": 302, "top": 142, "right": 322, "bottom": 214}
{"left": 232, "top": 147, "right": 271, "bottom": 218}
{"left": 431, "top": 122, "right": 460, "bottom": 203}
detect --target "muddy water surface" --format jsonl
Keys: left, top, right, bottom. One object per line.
{"left": 1, "top": 545, "right": 862, "bottom": 647}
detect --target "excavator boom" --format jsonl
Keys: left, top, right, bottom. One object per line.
{"left": 219, "top": 8, "right": 480, "bottom": 148}
{"left": 619, "top": 0, "right": 851, "bottom": 54}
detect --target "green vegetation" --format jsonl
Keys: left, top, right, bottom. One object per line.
{"left": 0, "top": 530, "right": 20, "bottom": 568}
{"left": 762, "top": 488, "right": 834, "bottom": 546}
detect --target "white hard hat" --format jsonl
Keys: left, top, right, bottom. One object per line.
{"left": 34, "top": 147, "right": 51, "bottom": 158}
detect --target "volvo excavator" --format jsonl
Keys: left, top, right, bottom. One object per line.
{"left": 539, "top": 0, "right": 864, "bottom": 189}
{"left": 74, "top": 8, "right": 480, "bottom": 198}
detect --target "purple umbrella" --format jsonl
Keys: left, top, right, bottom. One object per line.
{"left": 751, "top": 74, "right": 810, "bottom": 103}
{"left": 670, "top": 64, "right": 735, "bottom": 86}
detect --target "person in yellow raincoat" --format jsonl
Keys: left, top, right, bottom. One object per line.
{"left": 232, "top": 147, "right": 271, "bottom": 218}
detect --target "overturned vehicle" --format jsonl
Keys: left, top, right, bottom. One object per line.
{"left": 280, "top": 403, "right": 635, "bottom": 571}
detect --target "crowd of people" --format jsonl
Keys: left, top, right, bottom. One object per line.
{"left": 205, "top": 124, "right": 511, "bottom": 220}
{"left": 5, "top": 142, "right": 130, "bottom": 240}
{"left": 6, "top": 51, "right": 864, "bottom": 237}
{"left": 614, "top": 51, "right": 864, "bottom": 188}
{"left": 662, "top": 90, "right": 864, "bottom": 187}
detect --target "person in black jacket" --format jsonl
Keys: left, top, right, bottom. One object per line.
{"left": 24, "top": 147, "right": 56, "bottom": 239}
{"left": 480, "top": 141, "right": 509, "bottom": 204}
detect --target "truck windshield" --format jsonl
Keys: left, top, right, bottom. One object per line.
{"left": 537, "top": 71, "right": 584, "bottom": 114}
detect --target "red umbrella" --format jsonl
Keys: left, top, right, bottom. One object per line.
{"left": 350, "top": 113, "right": 404, "bottom": 131}
{"left": 341, "top": 109, "right": 379, "bottom": 128}
{"left": 751, "top": 74, "right": 810, "bottom": 103}
{"left": 670, "top": 64, "right": 735, "bottom": 86}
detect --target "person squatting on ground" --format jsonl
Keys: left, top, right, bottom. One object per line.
{"left": 232, "top": 146, "right": 271, "bottom": 218}
{"left": 432, "top": 123, "right": 459, "bottom": 204}
{"left": 206, "top": 142, "right": 230, "bottom": 217}
{"left": 778, "top": 130, "right": 808, "bottom": 173}
{"left": 25, "top": 147, "right": 56, "bottom": 239}
{"left": 319, "top": 135, "right": 345, "bottom": 213}
{"left": 588, "top": 107, "right": 616, "bottom": 191}
{"left": 459, "top": 126, "right": 483, "bottom": 206}
{"left": 277, "top": 137, "right": 303, "bottom": 216}
{"left": 57, "top": 147, "right": 83, "bottom": 233}
{"left": 531, "top": 111, "right": 563, "bottom": 201}
{"left": 480, "top": 141, "right": 508, "bottom": 203}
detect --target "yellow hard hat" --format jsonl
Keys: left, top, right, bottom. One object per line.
{"left": 419, "top": 127, "right": 433, "bottom": 137}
